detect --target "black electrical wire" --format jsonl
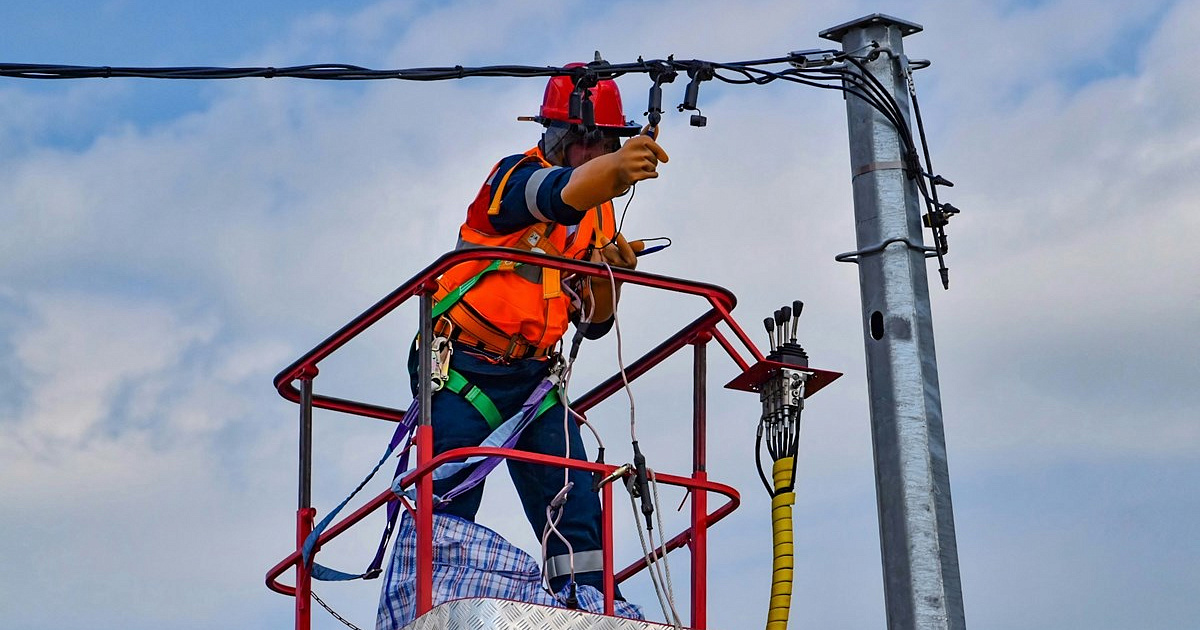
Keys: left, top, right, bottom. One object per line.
{"left": 836, "top": 54, "right": 944, "bottom": 212}
{"left": 0, "top": 54, "right": 921, "bottom": 150}
{"left": 901, "top": 57, "right": 954, "bottom": 286}
{"left": 846, "top": 56, "right": 936, "bottom": 206}
{"left": 0, "top": 55, "right": 922, "bottom": 160}
{"left": 1, "top": 46, "right": 956, "bottom": 284}
{"left": 0, "top": 56, "right": 816, "bottom": 83}
{"left": 0, "top": 54, "right": 929, "bottom": 187}
{"left": 834, "top": 49, "right": 956, "bottom": 286}
{"left": 755, "top": 424, "right": 773, "bottom": 495}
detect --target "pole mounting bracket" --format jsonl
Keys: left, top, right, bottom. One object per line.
{"left": 834, "top": 236, "right": 939, "bottom": 264}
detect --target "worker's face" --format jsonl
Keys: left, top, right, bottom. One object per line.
{"left": 564, "top": 134, "right": 621, "bottom": 167}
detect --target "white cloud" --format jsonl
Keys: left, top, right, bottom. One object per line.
{"left": 9, "top": 293, "right": 214, "bottom": 445}
{"left": 0, "top": 289, "right": 302, "bottom": 628}
{"left": 918, "top": 0, "right": 1200, "bottom": 461}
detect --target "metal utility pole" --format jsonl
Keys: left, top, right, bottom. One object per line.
{"left": 820, "top": 15, "right": 966, "bottom": 630}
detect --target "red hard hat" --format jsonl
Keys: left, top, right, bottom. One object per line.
{"left": 538, "top": 63, "right": 641, "bottom": 136}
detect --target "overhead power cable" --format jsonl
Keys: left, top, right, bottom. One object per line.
{"left": 0, "top": 56, "right": 800, "bottom": 81}
{"left": 0, "top": 48, "right": 960, "bottom": 286}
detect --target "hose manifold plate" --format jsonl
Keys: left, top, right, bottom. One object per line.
{"left": 725, "top": 360, "right": 842, "bottom": 398}
{"left": 759, "top": 367, "right": 808, "bottom": 426}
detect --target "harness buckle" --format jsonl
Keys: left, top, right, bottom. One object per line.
{"left": 502, "top": 334, "right": 545, "bottom": 362}
{"left": 430, "top": 328, "right": 453, "bottom": 392}
{"left": 547, "top": 351, "right": 567, "bottom": 385}
{"left": 502, "top": 335, "right": 520, "bottom": 361}
{"left": 596, "top": 463, "right": 633, "bottom": 489}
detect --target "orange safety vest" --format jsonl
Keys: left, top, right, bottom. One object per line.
{"left": 435, "top": 146, "right": 617, "bottom": 356}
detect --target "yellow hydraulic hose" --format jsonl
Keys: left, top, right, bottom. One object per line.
{"left": 767, "top": 457, "right": 796, "bottom": 630}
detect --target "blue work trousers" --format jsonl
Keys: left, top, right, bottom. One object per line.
{"left": 408, "top": 341, "right": 613, "bottom": 596}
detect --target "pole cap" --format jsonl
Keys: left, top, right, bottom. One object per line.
{"left": 819, "top": 13, "right": 923, "bottom": 43}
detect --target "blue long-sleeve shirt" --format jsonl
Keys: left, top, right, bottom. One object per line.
{"left": 466, "top": 153, "right": 585, "bottom": 235}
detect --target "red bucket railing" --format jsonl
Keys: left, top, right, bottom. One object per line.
{"left": 266, "top": 247, "right": 766, "bottom": 630}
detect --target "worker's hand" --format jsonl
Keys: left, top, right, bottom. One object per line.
{"left": 602, "top": 233, "right": 638, "bottom": 270}
{"left": 613, "top": 133, "right": 670, "bottom": 188}
{"left": 583, "top": 233, "right": 637, "bottom": 322}
{"left": 561, "top": 129, "right": 670, "bottom": 211}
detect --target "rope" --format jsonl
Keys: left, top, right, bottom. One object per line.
{"left": 627, "top": 487, "right": 679, "bottom": 627}
{"left": 604, "top": 262, "right": 684, "bottom": 627}
{"left": 650, "top": 471, "right": 684, "bottom": 627}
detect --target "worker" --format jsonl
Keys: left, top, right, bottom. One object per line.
{"left": 410, "top": 64, "right": 668, "bottom": 602}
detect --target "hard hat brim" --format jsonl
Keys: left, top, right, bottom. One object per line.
{"left": 604, "top": 122, "right": 645, "bottom": 137}
{"left": 524, "top": 117, "right": 643, "bottom": 137}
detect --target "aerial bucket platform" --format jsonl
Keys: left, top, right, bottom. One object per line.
{"left": 265, "top": 247, "right": 841, "bottom": 630}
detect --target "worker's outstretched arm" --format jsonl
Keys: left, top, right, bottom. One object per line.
{"left": 561, "top": 134, "right": 669, "bottom": 211}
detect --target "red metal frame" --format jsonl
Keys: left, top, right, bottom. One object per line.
{"left": 266, "top": 247, "right": 786, "bottom": 630}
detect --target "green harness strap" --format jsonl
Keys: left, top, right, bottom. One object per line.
{"left": 432, "top": 256, "right": 562, "bottom": 430}
{"left": 444, "top": 368, "right": 561, "bottom": 431}
{"left": 431, "top": 259, "right": 505, "bottom": 319}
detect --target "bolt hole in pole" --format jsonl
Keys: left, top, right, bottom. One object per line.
{"left": 870, "top": 311, "right": 885, "bottom": 340}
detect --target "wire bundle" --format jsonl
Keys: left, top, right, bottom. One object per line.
{"left": 1, "top": 48, "right": 959, "bottom": 286}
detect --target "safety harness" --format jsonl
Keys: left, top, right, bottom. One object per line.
{"left": 301, "top": 239, "right": 580, "bottom": 584}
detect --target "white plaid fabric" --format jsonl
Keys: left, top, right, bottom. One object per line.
{"left": 376, "top": 513, "right": 643, "bottom": 629}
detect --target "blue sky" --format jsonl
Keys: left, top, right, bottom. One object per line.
{"left": 3, "top": 1, "right": 1198, "bottom": 629}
